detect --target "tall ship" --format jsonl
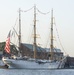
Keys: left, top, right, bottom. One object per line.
{"left": 2, "top": 5, "right": 66, "bottom": 69}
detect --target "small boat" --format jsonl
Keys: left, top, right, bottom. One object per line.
{"left": 2, "top": 5, "right": 66, "bottom": 69}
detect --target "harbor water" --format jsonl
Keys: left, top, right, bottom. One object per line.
{"left": 0, "top": 69, "right": 74, "bottom": 75}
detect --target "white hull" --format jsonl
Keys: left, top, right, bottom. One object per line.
{"left": 2, "top": 57, "right": 61, "bottom": 69}
{"left": 0, "top": 60, "right": 4, "bottom": 65}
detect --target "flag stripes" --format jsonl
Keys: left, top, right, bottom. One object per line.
{"left": 4, "top": 31, "right": 11, "bottom": 54}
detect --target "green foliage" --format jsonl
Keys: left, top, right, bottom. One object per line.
{"left": 0, "top": 42, "right": 18, "bottom": 55}
{"left": 0, "top": 42, "right": 5, "bottom": 51}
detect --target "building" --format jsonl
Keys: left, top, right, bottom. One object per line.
{"left": 20, "top": 43, "right": 63, "bottom": 60}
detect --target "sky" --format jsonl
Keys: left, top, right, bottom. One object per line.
{"left": 0, "top": 0, "right": 74, "bottom": 56}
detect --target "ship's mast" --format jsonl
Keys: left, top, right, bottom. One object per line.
{"left": 33, "top": 5, "right": 37, "bottom": 59}
{"left": 18, "top": 8, "right": 21, "bottom": 56}
{"left": 50, "top": 9, "right": 54, "bottom": 60}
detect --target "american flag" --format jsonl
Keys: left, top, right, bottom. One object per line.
{"left": 4, "top": 31, "right": 11, "bottom": 54}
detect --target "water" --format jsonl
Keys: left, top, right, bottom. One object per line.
{"left": 0, "top": 69, "right": 74, "bottom": 75}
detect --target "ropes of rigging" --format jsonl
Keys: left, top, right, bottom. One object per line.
{"left": 36, "top": 8, "right": 50, "bottom": 15}
{"left": 13, "top": 17, "right": 18, "bottom": 28}
{"left": 20, "top": 6, "right": 50, "bottom": 15}
{"left": 21, "top": 6, "right": 34, "bottom": 12}
{"left": 12, "top": 7, "right": 66, "bottom": 54}
{"left": 20, "top": 6, "right": 50, "bottom": 47}
{"left": 54, "top": 17, "right": 67, "bottom": 55}
{"left": 9, "top": 17, "right": 18, "bottom": 38}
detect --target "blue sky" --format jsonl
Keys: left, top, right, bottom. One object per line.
{"left": 0, "top": 0, "right": 74, "bottom": 56}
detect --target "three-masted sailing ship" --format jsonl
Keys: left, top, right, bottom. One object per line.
{"left": 2, "top": 5, "right": 65, "bottom": 69}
